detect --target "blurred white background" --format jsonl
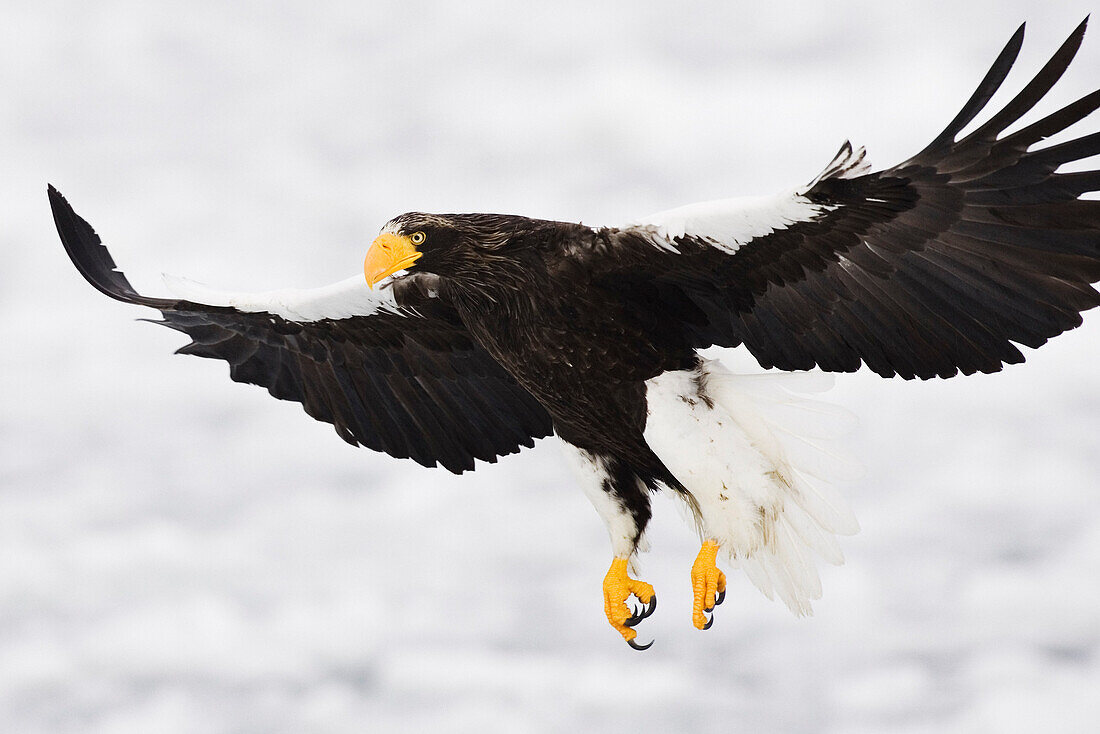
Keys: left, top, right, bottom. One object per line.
{"left": 2, "top": 1, "right": 1099, "bottom": 732}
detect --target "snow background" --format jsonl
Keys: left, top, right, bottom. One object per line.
{"left": 2, "top": 1, "right": 1099, "bottom": 732}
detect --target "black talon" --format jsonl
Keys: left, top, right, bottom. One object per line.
{"left": 703, "top": 614, "right": 714, "bottom": 630}
{"left": 641, "top": 593, "right": 657, "bottom": 619}
{"left": 704, "top": 604, "right": 714, "bottom": 614}
{"left": 625, "top": 593, "right": 657, "bottom": 627}
{"left": 715, "top": 589, "right": 726, "bottom": 606}
{"left": 627, "top": 638, "right": 654, "bottom": 651}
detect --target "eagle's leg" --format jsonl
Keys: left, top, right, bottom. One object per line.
{"left": 603, "top": 558, "right": 657, "bottom": 649}
{"left": 560, "top": 441, "right": 658, "bottom": 649}
{"left": 690, "top": 540, "right": 727, "bottom": 630}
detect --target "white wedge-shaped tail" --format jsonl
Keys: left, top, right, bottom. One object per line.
{"left": 643, "top": 360, "right": 861, "bottom": 615}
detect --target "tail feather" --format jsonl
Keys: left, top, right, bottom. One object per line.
{"left": 643, "top": 360, "right": 860, "bottom": 616}
{"left": 770, "top": 427, "right": 866, "bottom": 483}
{"left": 789, "top": 469, "right": 861, "bottom": 537}
{"left": 699, "top": 361, "right": 859, "bottom": 615}
{"left": 783, "top": 499, "right": 846, "bottom": 566}
{"left": 705, "top": 363, "right": 862, "bottom": 533}
{"left": 752, "top": 398, "right": 859, "bottom": 440}
{"left": 733, "top": 517, "right": 822, "bottom": 617}
{"left": 739, "top": 554, "right": 776, "bottom": 601}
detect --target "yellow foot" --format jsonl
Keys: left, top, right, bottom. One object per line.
{"left": 603, "top": 557, "right": 657, "bottom": 650}
{"left": 691, "top": 540, "right": 727, "bottom": 630}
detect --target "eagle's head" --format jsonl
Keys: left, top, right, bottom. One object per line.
{"left": 363, "top": 212, "right": 533, "bottom": 288}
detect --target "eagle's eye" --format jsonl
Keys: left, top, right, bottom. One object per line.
{"left": 410, "top": 231, "right": 427, "bottom": 245}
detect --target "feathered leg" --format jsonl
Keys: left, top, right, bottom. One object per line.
{"left": 560, "top": 442, "right": 657, "bottom": 650}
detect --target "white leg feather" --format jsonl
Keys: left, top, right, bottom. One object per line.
{"left": 559, "top": 441, "right": 648, "bottom": 559}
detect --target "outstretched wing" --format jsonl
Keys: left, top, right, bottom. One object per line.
{"left": 589, "top": 20, "right": 1100, "bottom": 379}
{"left": 50, "top": 187, "right": 553, "bottom": 473}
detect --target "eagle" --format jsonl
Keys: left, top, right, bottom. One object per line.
{"left": 52, "top": 21, "right": 1100, "bottom": 650}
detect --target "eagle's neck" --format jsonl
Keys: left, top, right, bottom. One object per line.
{"left": 442, "top": 250, "right": 548, "bottom": 324}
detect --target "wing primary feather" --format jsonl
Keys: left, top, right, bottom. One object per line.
{"left": 1026, "top": 130, "right": 1100, "bottom": 168}
{"left": 995, "top": 88, "right": 1100, "bottom": 152}
{"left": 49, "top": 185, "right": 175, "bottom": 310}
{"left": 964, "top": 202, "right": 1100, "bottom": 247}
{"left": 956, "top": 18, "right": 1088, "bottom": 148}
{"left": 914, "top": 23, "right": 1026, "bottom": 158}
{"left": 965, "top": 169, "right": 1100, "bottom": 205}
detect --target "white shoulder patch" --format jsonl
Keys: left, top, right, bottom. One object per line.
{"left": 626, "top": 141, "right": 869, "bottom": 255}
{"left": 161, "top": 273, "right": 402, "bottom": 322}
{"left": 628, "top": 191, "right": 835, "bottom": 254}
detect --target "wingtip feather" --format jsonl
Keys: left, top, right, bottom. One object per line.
{"left": 49, "top": 186, "right": 174, "bottom": 310}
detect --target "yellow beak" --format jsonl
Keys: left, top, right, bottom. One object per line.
{"left": 364, "top": 233, "right": 423, "bottom": 288}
